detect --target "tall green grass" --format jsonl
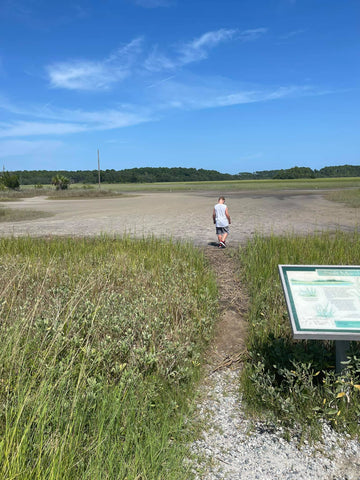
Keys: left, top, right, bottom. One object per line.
{"left": 239, "top": 231, "right": 360, "bottom": 437}
{"left": 326, "top": 188, "right": 360, "bottom": 207}
{"left": 0, "top": 236, "right": 217, "bottom": 479}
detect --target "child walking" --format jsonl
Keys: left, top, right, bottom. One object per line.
{"left": 212, "top": 196, "right": 231, "bottom": 248}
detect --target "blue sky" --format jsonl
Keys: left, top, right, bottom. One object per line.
{"left": 0, "top": 0, "right": 359, "bottom": 174}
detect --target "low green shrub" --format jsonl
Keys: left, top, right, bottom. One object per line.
{"left": 239, "top": 231, "right": 360, "bottom": 437}
{"left": 0, "top": 236, "right": 217, "bottom": 479}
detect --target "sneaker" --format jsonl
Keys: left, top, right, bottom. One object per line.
{"left": 220, "top": 241, "right": 226, "bottom": 248}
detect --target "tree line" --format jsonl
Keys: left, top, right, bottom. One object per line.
{"left": 10, "top": 167, "right": 234, "bottom": 185}
{"left": 238, "top": 164, "right": 360, "bottom": 180}
{"left": 5, "top": 164, "right": 360, "bottom": 186}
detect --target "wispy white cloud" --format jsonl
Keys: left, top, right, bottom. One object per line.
{"left": 178, "top": 28, "right": 238, "bottom": 65}
{"left": 0, "top": 102, "right": 153, "bottom": 138}
{"left": 149, "top": 74, "right": 324, "bottom": 111}
{"left": 0, "top": 121, "right": 88, "bottom": 138}
{"left": 144, "top": 28, "right": 236, "bottom": 72}
{"left": 144, "top": 47, "right": 177, "bottom": 72}
{"left": 0, "top": 22, "right": 332, "bottom": 143}
{"left": 144, "top": 28, "right": 267, "bottom": 73}
{"left": 67, "top": 108, "right": 153, "bottom": 130}
{"left": 46, "top": 29, "right": 242, "bottom": 89}
{"left": 47, "top": 37, "right": 143, "bottom": 91}
{"left": 0, "top": 94, "right": 27, "bottom": 115}
{"left": 207, "top": 85, "right": 314, "bottom": 108}
{"left": 238, "top": 28, "right": 268, "bottom": 42}
{"left": 46, "top": 28, "right": 267, "bottom": 91}
{"left": 47, "top": 61, "right": 125, "bottom": 90}
{"left": 146, "top": 75, "right": 176, "bottom": 89}
{"left": 0, "top": 80, "right": 330, "bottom": 139}
{"left": 0, "top": 139, "right": 63, "bottom": 158}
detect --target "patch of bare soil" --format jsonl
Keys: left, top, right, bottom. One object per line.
{"left": 203, "top": 245, "right": 248, "bottom": 371}
{"left": 0, "top": 190, "right": 359, "bottom": 244}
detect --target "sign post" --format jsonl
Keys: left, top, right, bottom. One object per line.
{"left": 279, "top": 265, "right": 360, "bottom": 373}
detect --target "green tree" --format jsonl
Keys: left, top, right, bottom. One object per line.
{"left": 274, "top": 166, "right": 315, "bottom": 179}
{"left": 0, "top": 171, "right": 20, "bottom": 189}
{"left": 51, "top": 174, "right": 70, "bottom": 190}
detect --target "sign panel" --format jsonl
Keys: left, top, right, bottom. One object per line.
{"left": 279, "top": 265, "right": 360, "bottom": 340}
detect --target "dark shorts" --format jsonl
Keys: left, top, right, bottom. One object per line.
{"left": 216, "top": 226, "right": 229, "bottom": 235}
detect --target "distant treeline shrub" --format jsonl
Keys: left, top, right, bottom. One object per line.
{"left": 13, "top": 167, "right": 234, "bottom": 185}
{"left": 9, "top": 164, "right": 360, "bottom": 185}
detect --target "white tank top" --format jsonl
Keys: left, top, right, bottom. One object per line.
{"left": 214, "top": 203, "right": 228, "bottom": 227}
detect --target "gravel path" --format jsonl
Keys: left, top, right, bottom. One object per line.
{"left": 190, "top": 247, "right": 360, "bottom": 480}
{"left": 191, "top": 368, "right": 360, "bottom": 480}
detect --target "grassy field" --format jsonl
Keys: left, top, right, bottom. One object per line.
{"left": 12, "top": 176, "right": 360, "bottom": 195}
{"left": 239, "top": 231, "right": 360, "bottom": 438}
{"left": 106, "top": 177, "right": 360, "bottom": 192}
{"left": 0, "top": 236, "right": 217, "bottom": 479}
{"left": 326, "top": 188, "right": 360, "bottom": 207}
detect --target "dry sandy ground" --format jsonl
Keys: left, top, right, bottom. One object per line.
{"left": 0, "top": 190, "right": 359, "bottom": 243}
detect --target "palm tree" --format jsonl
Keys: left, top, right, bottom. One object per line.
{"left": 51, "top": 174, "right": 70, "bottom": 190}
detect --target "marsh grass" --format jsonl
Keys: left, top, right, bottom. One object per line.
{"left": 7, "top": 176, "right": 360, "bottom": 196}
{"left": 326, "top": 188, "right": 360, "bottom": 207}
{"left": 0, "top": 206, "right": 53, "bottom": 222}
{"left": 0, "top": 236, "right": 217, "bottom": 479}
{"left": 239, "top": 231, "right": 360, "bottom": 438}
{"left": 0, "top": 187, "right": 124, "bottom": 201}
{"left": 47, "top": 188, "right": 124, "bottom": 199}
{"left": 90, "top": 177, "right": 360, "bottom": 192}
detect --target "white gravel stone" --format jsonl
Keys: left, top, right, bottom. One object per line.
{"left": 190, "top": 369, "right": 360, "bottom": 480}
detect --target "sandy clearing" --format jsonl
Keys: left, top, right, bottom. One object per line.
{"left": 0, "top": 190, "right": 359, "bottom": 244}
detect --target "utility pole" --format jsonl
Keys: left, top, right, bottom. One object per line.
{"left": 97, "top": 149, "right": 101, "bottom": 189}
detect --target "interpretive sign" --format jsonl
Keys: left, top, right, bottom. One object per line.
{"left": 279, "top": 265, "right": 360, "bottom": 341}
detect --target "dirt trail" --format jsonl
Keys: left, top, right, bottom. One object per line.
{"left": 192, "top": 248, "right": 360, "bottom": 480}
{"left": 203, "top": 245, "right": 248, "bottom": 370}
